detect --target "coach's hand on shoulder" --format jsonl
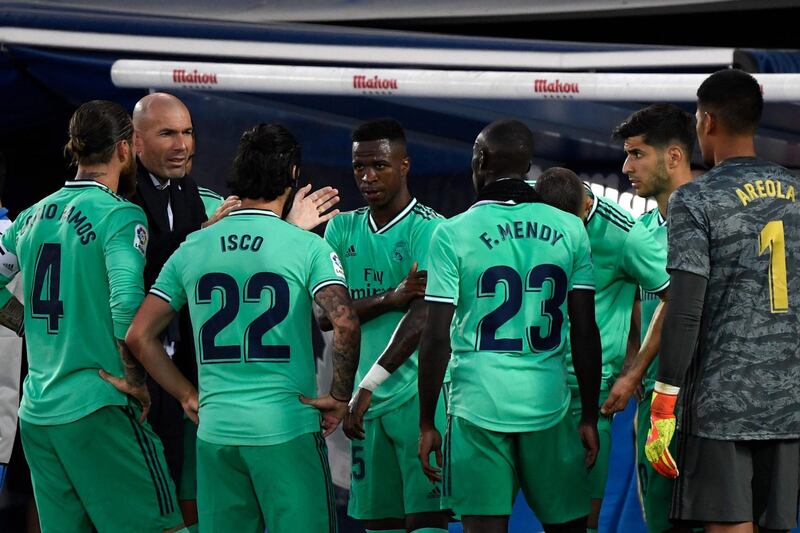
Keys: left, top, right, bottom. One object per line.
{"left": 343, "top": 388, "right": 372, "bottom": 440}
{"left": 286, "top": 184, "right": 341, "bottom": 230}
{"left": 202, "top": 195, "right": 241, "bottom": 228}
{"left": 418, "top": 426, "right": 443, "bottom": 483}
{"left": 578, "top": 419, "right": 600, "bottom": 469}
{"left": 645, "top": 383, "right": 679, "bottom": 479}
{"left": 99, "top": 369, "right": 151, "bottom": 423}
{"left": 384, "top": 262, "right": 427, "bottom": 309}
{"left": 301, "top": 394, "right": 348, "bottom": 437}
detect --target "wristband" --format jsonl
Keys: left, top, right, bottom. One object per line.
{"left": 654, "top": 381, "right": 680, "bottom": 395}
{"left": 358, "top": 364, "right": 391, "bottom": 392}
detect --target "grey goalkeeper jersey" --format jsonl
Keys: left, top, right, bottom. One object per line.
{"left": 667, "top": 157, "right": 800, "bottom": 440}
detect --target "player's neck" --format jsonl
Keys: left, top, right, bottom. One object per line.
{"left": 74, "top": 165, "right": 119, "bottom": 193}
{"left": 239, "top": 197, "right": 285, "bottom": 217}
{"left": 713, "top": 136, "right": 757, "bottom": 166}
{"left": 369, "top": 189, "right": 412, "bottom": 228}
{"left": 657, "top": 168, "right": 694, "bottom": 216}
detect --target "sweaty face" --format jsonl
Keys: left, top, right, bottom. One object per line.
{"left": 622, "top": 135, "right": 670, "bottom": 199}
{"left": 352, "top": 139, "right": 408, "bottom": 208}
{"left": 135, "top": 105, "right": 194, "bottom": 179}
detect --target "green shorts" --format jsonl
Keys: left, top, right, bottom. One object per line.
{"left": 20, "top": 404, "right": 182, "bottom": 533}
{"left": 443, "top": 413, "right": 590, "bottom": 523}
{"left": 197, "top": 431, "right": 336, "bottom": 533}
{"left": 179, "top": 417, "right": 197, "bottom": 501}
{"left": 348, "top": 393, "right": 446, "bottom": 520}
{"left": 569, "top": 388, "right": 612, "bottom": 500}
{"left": 636, "top": 393, "right": 677, "bottom": 533}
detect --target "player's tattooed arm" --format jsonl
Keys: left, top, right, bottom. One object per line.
{"left": 376, "top": 298, "right": 427, "bottom": 373}
{"left": 99, "top": 339, "right": 152, "bottom": 422}
{"left": 316, "top": 262, "right": 425, "bottom": 331}
{"left": 0, "top": 296, "right": 24, "bottom": 336}
{"left": 314, "top": 284, "right": 361, "bottom": 400}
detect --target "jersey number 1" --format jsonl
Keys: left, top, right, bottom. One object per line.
{"left": 31, "top": 243, "right": 64, "bottom": 334}
{"left": 759, "top": 220, "right": 789, "bottom": 313}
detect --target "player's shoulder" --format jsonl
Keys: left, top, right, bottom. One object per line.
{"left": 409, "top": 200, "right": 444, "bottom": 222}
{"left": 197, "top": 186, "right": 224, "bottom": 201}
{"left": 638, "top": 206, "right": 659, "bottom": 223}
{"left": 590, "top": 194, "right": 635, "bottom": 233}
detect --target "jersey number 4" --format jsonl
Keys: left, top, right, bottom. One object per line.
{"left": 31, "top": 243, "right": 64, "bottom": 334}
{"left": 476, "top": 264, "right": 567, "bottom": 352}
{"left": 196, "top": 272, "right": 290, "bottom": 363}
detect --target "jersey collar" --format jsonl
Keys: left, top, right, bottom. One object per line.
{"left": 368, "top": 198, "right": 417, "bottom": 235}
{"left": 657, "top": 210, "right": 666, "bottom": 226}
{"left": 64, "top": 180, "right": 113, "bottom": 193}
{"left": 228, "top": 208, "right": 280, "bottom": 218}
{"left": 469, "top": 199, "right": 517, "bottom": 209}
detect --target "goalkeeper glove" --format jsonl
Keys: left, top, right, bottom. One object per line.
{"left": 644, "top": 382, "right": 679, "bottom": 478}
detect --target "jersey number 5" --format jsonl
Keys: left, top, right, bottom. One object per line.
{"left": 476, "top": 264, "right": 567, "bottom": 352}
{"left": 759, "top": 220, "right": 789, "bottom": 313}
{"left": 196, "top": 272, "right": 290, "bottom": 363}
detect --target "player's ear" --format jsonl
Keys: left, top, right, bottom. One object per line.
{"left": 133, "top": 130, "right": 144, "bottom": 156}
{"left": 117, "top": 139, "right": 130, "bottom": 163}
{"left": 667, "top": 145, "right": 683, "bottom": 170}
{"left": 400, "top": 155, "right": 410, "bottom": 179}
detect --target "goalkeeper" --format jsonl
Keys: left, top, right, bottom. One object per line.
{"left": 646, "top": 69, "right": 800, "bottom": 532}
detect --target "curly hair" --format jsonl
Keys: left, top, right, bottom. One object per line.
{"left": 228, "top": 123, "right": 301, "bottom": 201}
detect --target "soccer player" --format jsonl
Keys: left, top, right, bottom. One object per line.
{"left": 597, "top": 104, "right": 695, "bottom": 533}
{"left": 321, "top": 118, "right": 450, "bottom": 533}
{"left": 646, "top": 69, "right": 800, "bottom": 532}
{"left": 0, "top": 100, "right": 185, "bottom": 532}
{"left": 418, "top": 120, "right": 602, "bottom": 533}
{"left": 125, "top": 122, "right": 360, "bottom": 532}
{"left": 535, "top": 167, "right": 670, "bottom": 531}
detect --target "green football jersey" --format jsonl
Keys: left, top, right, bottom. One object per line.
{"left": 425, "top": 200, "right": 594, "bottom": 433}
{"left": 198, "top": 186, "right": 224, "bottom": 220}
{"left": 324, "top": 199, "right": 443, "bottom": 419}
{"left": 151, "top": 208, "right": 346, "bottom": 446}
{"left": 0, "top": 181, "right": 148, "bottom": 425}
{"left": 638, "top": 208, "right": 668, "bottom": 393}
{"left": 565, "top": 192, "right": 669, "bottom": 389}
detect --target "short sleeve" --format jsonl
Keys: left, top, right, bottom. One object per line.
{"left": 667, "top": 187, "right": 710, "bottom": 279}
{"left": 424, "top": 224, "right": 460, "bottom": 305}
{"left": 306, "top": 236, "right": 348, "bottom": 298}
{"left": 621, "top": 220, "right": 670, "bottom": 292}
{"left": 410, "top": 217, "right": 442, "bottom": 271}
{"left": 571, "top": 227, "right": 595, "bottom": 291}
{"left": 150, "top": 250, "right": 188, "bottom": 312}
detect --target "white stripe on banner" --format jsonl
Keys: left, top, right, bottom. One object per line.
{"left": 110, "top": 59, "right": 800, "bottom": 101}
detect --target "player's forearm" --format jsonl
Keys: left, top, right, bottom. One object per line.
{"left": 657, "top": 271, "right": 706, "bottom": 387}
{"left": 0, "top": 295, "right": 23, "bottom": 336}
{"left": 318, "top": 291, "right": 396, "bottom": 332}
{"left": 315, "top": 285, "right": 361, "bottom": 400}
{"left": 126, "top": 334, "right": 194, "bottom": 403}
{"left": 116, "top": 339, "right": 146, "bottom": 388}
{"left": 418, "top": 303, "right": 454, "bottom": 429}
{"left": 620, "top": 298, "right": 641, "bottom": 376}
{"left": 625, "top": 297, "right": 667, "bottom": 381}
{"left": 376, "top": 299, "right": 427, "bottom": 373}
{"left": 568, "top": 290, "right": 601, "bottom": 424}
{"left": 105, "top": 240, "right": 146, "bottom": 338}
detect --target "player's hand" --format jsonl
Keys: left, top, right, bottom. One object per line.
{"left": 286, "top": 184, "right": 341, "bottom": 230}
{"left": 343, "top": 388, "right": 373, "bottom": 440}
{"left": 181, "top": 389, "right": 200, "bottom": 425}
{"left": 384, "top": 263, "right": 427, "bottom": 308}
{"left": 601, "top": 373, "right": 641, "bottom": 415}
{"left": 99, "top": 369, "right": 151, "bottom": 422}
{"left": 578, "top": 419, "right": 600, "bottom": 469}
{"left": 645, "top": 388, "right": 679, "bottom": 478}
{"left": 301, "top": 394, "right": 348, "bottom": 437}
{"left": 418, "top": 426, "right": 443, "bottom": 483}
{"left": 203, "top": 195, "right": 241, "bottom": 228}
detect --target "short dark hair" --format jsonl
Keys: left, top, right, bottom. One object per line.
{"left": 351, "top": 118, "right": 406, "bottom": 144}
{"left": 228, "top": 123, "right": 301, "bottom": 201}
{"left": 64, "top": 100, "right": 133, "bottom": 166}
{"left": 697, "top": 69, "right": 763, "bottom": 135}
{"left": 535, "top": 167, "right": 585, "bottom": 217}
{"left": 612, "top": 103, "right": 695, "bottom": 156}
